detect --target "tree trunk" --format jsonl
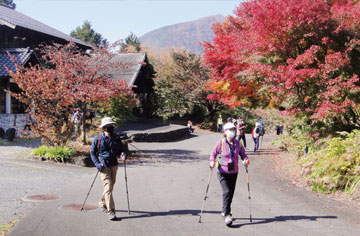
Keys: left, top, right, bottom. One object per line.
{"left": 81, "top": 104, "right": 87, "bottom": 145}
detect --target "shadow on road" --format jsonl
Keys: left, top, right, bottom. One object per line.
{"left": 248, "top": 148, "right": 283, "bottom": 156}
{"left": 123, "top": 149, "right": 205, "bottom": 165}
{"left": 231, "top": 215, "right": 337, "bottom": 228}
{"left": 0, "top": 137, "right": 41, "bottom": 148}
{"left": 115, "top": 209, "right": 221, "bottom": 220}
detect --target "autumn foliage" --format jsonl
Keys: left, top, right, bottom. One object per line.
{"left": 154, "top": 49, "right": 222, "bottom": 120}
{"left": 203, "top": 0, "right": 360, "bottom": 131}
{"left": 8, "top": 42, "right": 135, "bottom": 145}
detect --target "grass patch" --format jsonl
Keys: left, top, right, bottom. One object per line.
{"left": 0, "top": 221, "right": 16, "bottom": 235}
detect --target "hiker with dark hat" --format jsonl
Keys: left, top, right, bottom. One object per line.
{"left": 236, "top": 117, "right": 247, "bottom": 148}
{"left": 90, "top": 117, "right": 126, "bottom": 220}
{"left": 209, "top": 122, "right": 250, "bottom": 226}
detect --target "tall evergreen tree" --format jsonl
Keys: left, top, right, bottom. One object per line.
{"left": 121, "top": 33, "right": 142, "bottom": 52}
{"left": 70, "top": 20, "right": 107, "bottom": 47}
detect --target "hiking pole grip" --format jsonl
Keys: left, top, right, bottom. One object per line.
{"left": 80, "top": 170, "right": 99, "bottom": 212}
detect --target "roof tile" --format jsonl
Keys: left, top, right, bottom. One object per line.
{"left": 0, "top": 48, "right": 34, "bottom": 77}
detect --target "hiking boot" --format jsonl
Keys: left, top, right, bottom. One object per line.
{"left": 221, "top": 212, "right": 232, "bottom": 220}
{"left": 108, "top": 210, "right": 116, "bottom": 221}
{"left": 225, "top": 215, "right": 233, "bottom": 226}
{"left": 99, "top": 204, "right": 107, "bottom": 213}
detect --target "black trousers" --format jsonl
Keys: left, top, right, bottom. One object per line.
{"left": 236, "top": 134, "right": 246, "bottom": 148}
{"left": 217, "top": 172, "right": 238, "bottom": 216}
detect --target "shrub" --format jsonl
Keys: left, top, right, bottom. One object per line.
{"left": 199, "top": 121, "right": 216, "bottom": 131}
{"left": 300, "top": 130, "right": 360, "bottom": 195}
{"left": 46, "top": 146, "right": 76, "bottom": 162}
{"left": 32, "top": 145, "right": 77, "bottom": 163}
{"left": 32, "top": 145, "right": 49, "bottom": 157}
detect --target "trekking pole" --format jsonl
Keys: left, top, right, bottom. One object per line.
{"left": 80, "top": 170, "right": 99, "bottom": 212}
{"left": 245, "top": 165, "right": 252, "bottom": 222}
{"left": 123, "top": 159, "right": 131, "bottom": 215}
{"left": 198, "top": 167, "right": 214, "bottom": 223}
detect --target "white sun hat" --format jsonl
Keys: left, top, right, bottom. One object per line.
{"left": 99, "top": 117, "right": 116, "bottom": 128}
{"left": 223, "top": 122, "right": 236, "bottom": 131}
{"left": 255, "top": 122, "right": 261, "bottom": 127}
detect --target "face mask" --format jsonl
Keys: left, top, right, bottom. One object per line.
{"left": 105, "top": 126, "right": 115, "bottom": 134}
{"left": 225, "top": 130, "right": 235, "bottom": 139}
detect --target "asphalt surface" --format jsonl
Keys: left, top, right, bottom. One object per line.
{"left": 5, "top": 131, "right": 360, "bottom": 236}
{"left": 0, "top": 140, "right": 92, "bottom": 226}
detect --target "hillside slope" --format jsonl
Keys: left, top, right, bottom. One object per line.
{"left": 139, "top": 15, "right": 225, "bottom": 54}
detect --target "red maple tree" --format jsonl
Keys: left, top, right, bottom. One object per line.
{"left": 8, "top": 42, "right": 135, "bottom": 145}
{"left": 203, "top": 0, "right": 360, "bottom": 131}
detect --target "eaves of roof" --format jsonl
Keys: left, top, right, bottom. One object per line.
{"left": 0, "top": 47, "right": 38, "bottom": 77}
{"left": 0, "top": 4, "right": 92, "bottom": 49}
{"left": 109, "top": 53, "right": 146, "bottom": 86}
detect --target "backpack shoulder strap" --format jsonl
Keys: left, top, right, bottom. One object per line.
{"left": 216, "top": 139, "right": 225, "bottom": 168}
{"left": 97, "top": 133, "right": 102, "bottom": 151}
{"left": 238, "top": 139, "right": 242, "bottom": 148}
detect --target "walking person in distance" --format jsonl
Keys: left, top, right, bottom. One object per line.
{"left": 90, "top": 117, "right": 126, "bottom": 220}
{"left": 252, "top": 122, "right": 261, "bottom": 153}
{"left": 209, "top": 122, "right": 250, "bottom": 226}
{"left": 217, "top": 114, "right": 223, "bottom": 133}
{"left": 236, "top": 117, "right": 247, "bottom": 148}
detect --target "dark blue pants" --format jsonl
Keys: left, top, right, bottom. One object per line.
{"left": 253, "top": 137, "right": 259, "bottom": 152}
{"left": 217, "top": 172, "right": 238, "bottom": 216}
{"left": 218, "top": 124, "right": 223, "bottom": 133}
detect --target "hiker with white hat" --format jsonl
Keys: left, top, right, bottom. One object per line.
{"left": 209, "top": 122, "right": 250, "bottom": 226}
{"left": 252, "top": 122, "right": 261, "bottom": 153}
{"left": 90, "top": 117, "right": 126, "bottom": 220}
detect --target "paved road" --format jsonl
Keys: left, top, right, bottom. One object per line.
{"left": 6, "top": 132, "right": 360, "bottom": 236}
{"left": 0, "top": 140, "right": 92, "bottom": 226}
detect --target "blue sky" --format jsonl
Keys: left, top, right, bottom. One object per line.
{"left": 15, "top": 0, "right": 242, "bottom": 43}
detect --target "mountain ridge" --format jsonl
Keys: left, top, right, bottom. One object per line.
{"left": 139, "top": 15, "right": 225, "bottom": 54}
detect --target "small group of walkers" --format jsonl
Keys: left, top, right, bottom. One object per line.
{"left": 217, "top": 115, "right": 265, "bottom": 153}
{"left": 89, "top": 116, "right": 261, "bottom": 226}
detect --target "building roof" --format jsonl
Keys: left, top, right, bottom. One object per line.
{"left": 0, "top": 48, "right": 37, "bottom": 77}
{"left": 0, "top": 4, "right": 91, "bottom": 48}
{"left": 110, "top": 53, "right": 146, "bottom": 86}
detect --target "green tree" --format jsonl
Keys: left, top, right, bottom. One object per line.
{"left": 70, "top": 20, "right": 107, "bottom": 47}
{"left": 121, "top": 33, "right": 142, "bottom": 52}
{"left": 155, "top": 49, "right": 222, "bottom": 120}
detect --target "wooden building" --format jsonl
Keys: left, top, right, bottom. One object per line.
{"left": 0, "top": 3, "right": 155, "bottom": 135}
{"left": 0, "top": 3, "right": 91, "bottom": 133}
{"left": 110, "top": 53, "right": 155, "bottom": 117}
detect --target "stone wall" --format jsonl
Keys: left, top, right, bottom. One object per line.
{"left": 130, "top": 127, "right": 191, "bottom": 142}
{"left": 0, "top": 113, "right": 29, "bottom": 136}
